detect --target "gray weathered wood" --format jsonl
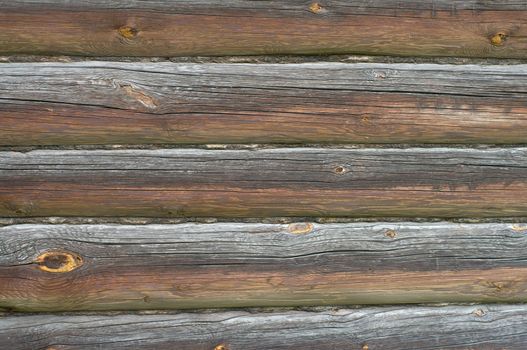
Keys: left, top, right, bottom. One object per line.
{"left": 2, "top": 222, "right": 527, "bottom": 311}
{"left": 1, "top": 304, "right": 526, "bottom": 349}
{"left": 3, "top": 148, "right": 527, "bottom": 217}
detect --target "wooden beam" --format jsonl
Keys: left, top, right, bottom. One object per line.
{"left": 3, "top": 62, "right": 527, "bottom": 145}
{"left": 2, "top": 148, "right": 527, "bottom": 218}
{"left": 1, "top": 1, "right": 527, "bottom": 58}
{"left": 1, "top": 305, "right": 525, "bottom": 349}
{"left": 1, "top": 223, "right": 527, "bottom": 311}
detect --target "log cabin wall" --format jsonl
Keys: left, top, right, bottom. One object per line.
{"left": 1, "top": 1, "right": 527, "bottom": 349}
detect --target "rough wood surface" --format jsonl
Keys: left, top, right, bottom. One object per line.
{"left": 3, "top": 62, "right": 527, "bottom": 145}
{"left": 1, "top": 305, "right": 526, "bottom": 349}
{"left": 2, "top": 222, "right": 527, "bottom": 311}
{"left": 1, "top": 1, "right": 527, "bottom": 58}
{"left": 2, "top": 148, "right": 527, "bottom": 217}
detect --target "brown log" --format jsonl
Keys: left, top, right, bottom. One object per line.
{"left": 1, "top": 223, "right": 527, "bottom": 311}
{"left": 1, "top": 1, "right": 526, "bottom": 58}
{"left": 3, "top": 62, "right": 527, "bottom": 145}
{"left": 2, "top": 148, "right": 527, "bottom": 218}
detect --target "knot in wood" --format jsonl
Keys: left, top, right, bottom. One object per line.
{"left": 385, "top": 229, "right": 397, "bottom": 239}
{"left": 287, "top": 222, "right": 314, "bottom": 235}
{"left": 118, "top": 26, "right": 139, "bottom": 39}
{"left": 473, "top": 308, "right": 486, "bottom": 317}
{"left": 490, "top": 32, "right": 507, "bottom": 46}
{"left": 36, "top": 251, "right": 83, "bottom": 273}
{"left": 309, "top": 3, "right": 326, "bottom": 14}
{"left": 333, "top": 165, "right": 347, "bottom": 175}
{"left": 120, "top": 84, "right": 158, "bottom": 109}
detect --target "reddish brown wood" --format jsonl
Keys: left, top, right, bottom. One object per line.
{"left": 1, "top": 223, "right": 527, "bottom": 311}
{"left": 2, "top": 148, "right": 527, "bottom": 218}
{"left": 1, "top": 1, "right": 526, "bottom": 57}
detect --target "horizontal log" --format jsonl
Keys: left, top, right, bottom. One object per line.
{"left": 2, "top": 148, "right": 527, "bottom": 217}
{"left": 1, "top": 305, "right": 526, "bottom": 350}
{"left": 3, "top": 62, "right": 527, "bottom": 145}
{"left": 1, "top": 222, "right": 527, "bottom": 311}
{"left": 1, "top": 1, "right": 527, "bottom": 58}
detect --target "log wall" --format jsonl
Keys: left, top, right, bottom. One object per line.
{"left": 1, "top": 1, "right": 526, "bottom": 349}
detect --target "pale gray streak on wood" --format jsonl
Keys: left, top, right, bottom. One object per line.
{"left": 2, "top": 147, "right": 527, "bottom": 182}
{"left": 1, "top": 62, "right": 527, "bottom": 111}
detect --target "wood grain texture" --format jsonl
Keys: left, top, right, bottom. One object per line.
{"left": 1, "top": 305, "right": 527, "bottom": 349}
{"left": 1, "top": 1, "right": 527, "bottom": 58}
{"left": 3, "top": 62, "right": 527, "bottom": 145}
{"left": 3, "top": 148, "right": 527, "bottom": 217}
{"left": 2, "top": 222, "right": 527, "bottom": 311}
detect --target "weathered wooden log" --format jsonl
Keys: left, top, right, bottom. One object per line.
{"left": 1, "top": 304, "right": 526, "bottom": 349}
{"left": 1, "top": 1, "right": 526, "bottom": 58}
{"left": 1, "top": 223, "right": 527, "bottom": 311}
{"left": 3, "top": 62, "right": 527, "bottom": 145}
{"left": 2, "top": 148, "right": 527, "bottom": 217}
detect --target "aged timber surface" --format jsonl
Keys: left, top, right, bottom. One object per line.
{"left": 3, "top": 62, "right": 527, "bottom": 145}
{"left": 1, "top": 1, "right": 527, "bottom": 58}
{"left": 2, "top": 148, "right": 527, "bottom": 217}
{"left": 1, "top": 305, "right": 527, "bottom": 350}
{"left": 2, "top": 223, "right": 527, "bottom": 311}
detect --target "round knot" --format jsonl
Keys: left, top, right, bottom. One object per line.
{"left": 490, "top": 32, "right": 507, "bottom": 46}
{"left": 333, "top": 165, "right": 347, "bottom": 175}
{"left": 36, "top": 251, "right": 83, "bottom": 273}
{"left": 385, "top": 229, "right": 397, "bottom": 239}
{"left": 118, "top": 26, "right": 138, "bottom": 39}
{"left": 309, "top": 3, "right": 325, "bottom": 14}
